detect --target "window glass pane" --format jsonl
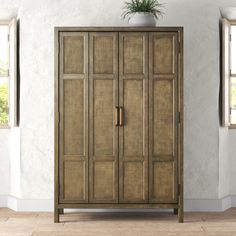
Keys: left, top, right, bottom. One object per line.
{"left": 0, "top": 77, "right": 8, "bottom": 124}
{"left": 231, "top": 77, "right": 236, "bottom": 124}
{"left": 0, "top": 25, "right": 9, "bottom": 77}
{"left": 231, "top": 26, "right": 236, "bottom": 74}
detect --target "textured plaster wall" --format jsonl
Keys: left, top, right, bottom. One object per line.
{"left": 219, "top": 128, "right": 230, "bottom": 198}
{"left": 229, "top": 131, "right": 236, "bottom": 195}
{"left": 0, "top": 130, "right": 10, "bottom": 195}
{"left": 9, "top": 128, "right": 21, "bottom": 198}
{"left": 0, "top": 0, "right": 236, "bottom": 201}
{"left": 163, "top": 1, "right": 221, "bottom": 199}
{"left": 0, "top": 128, "right": 20, "bottom": 198}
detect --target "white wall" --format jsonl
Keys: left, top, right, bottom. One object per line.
{"left": 9, "top": 128, "right": 21, "bottom": 198}
{"left": 0, "top": 0, "right": 236, "bottom": 211}
{"left": 229, "top": 131, "right": 236, "bottom": 195}
{"left": 219, "top": 128, "right": 230, "bottom": 198}
{"left": 163, "top": 1, "right": 222, "bottom": 199}
{"left": 0, "top": 130, "right": 10, "bottom": 195}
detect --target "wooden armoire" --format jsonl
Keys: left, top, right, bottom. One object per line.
{"left": 54, "top": 27, "right": 184, "bottom": 223}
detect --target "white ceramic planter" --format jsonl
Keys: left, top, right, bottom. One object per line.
{"left": 129, "top": 12, "right": 156, "bottom": 26}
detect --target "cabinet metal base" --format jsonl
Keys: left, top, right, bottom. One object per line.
{"left": 54, "top": 203, "right": 184, "bottom": 223}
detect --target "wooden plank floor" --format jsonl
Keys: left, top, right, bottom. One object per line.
{"left": 0, "top": 208, "right": 236, "bottom": 236}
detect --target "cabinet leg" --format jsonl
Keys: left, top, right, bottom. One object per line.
{"left": 59, "top": 208, "right": 64, "bottom": 214}
{"left": 54, "top": 208, "right": 59, "bottom": 223}
{"left": 173, "top": 208, "right": 178, "bottom": 215}
{"left": 178, "top": 207, "right": 184, "bottom": 223}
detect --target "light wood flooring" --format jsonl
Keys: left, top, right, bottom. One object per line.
{"left": 0, "top": 208, "right": 236, "bottom": 236}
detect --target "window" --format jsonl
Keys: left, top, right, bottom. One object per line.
{"left": 0, "top": 19, "right": 18, "bottom": 128}
{"left": 222, "top": 19, "right": 236, "bottom": 128}
{"left": 230, "top": 25, "right": 236, "bottom": 125}
{"left": 0, "top": 24, "right": 9, "bottom": 126}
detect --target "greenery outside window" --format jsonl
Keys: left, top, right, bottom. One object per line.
{"left": 222, "top": 19, "right": 236, "bottom": 128}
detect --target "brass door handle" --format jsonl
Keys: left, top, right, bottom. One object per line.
{"left": 119, "top": 107, "right": 123, "bottom": 127}
{"left": 115, "top": 107, "right": 119, "bottom": 126}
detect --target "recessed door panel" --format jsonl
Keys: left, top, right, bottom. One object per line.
{"left": 152, "top": 162, "right": 175, "bottom": 200}
{"left": 93, "top": 162, "right": 115, "bottom": 200}
{"left": 64, "top": 80, "right": 84, "bottom": 156}
{"left": 153, "top": 35, "right": 175, "bottom": 75}
{"left": 149, "top": 32, "right": 178, "bottom": 203}
{"left": 119, "top": 32, "right": 148, "bottom": 203}
{"left": 63, "top": 36, "right": 85, "bottom": 74}
{"left": 59, "top": 32, "right": 88, "bottom": 203}
{"left": 93, "top": 36, "right": 114, "bottom": 74}
{"left": 123, "top": 79, "right": 144, "bottom": 157}
{"left": 153, "top": 80, "right": 174, "bottom": 156}
{"left": 89, "top": 32, "right": 118, "bottom": 203}
{"left": 64, "top": 161, "right": 86, "bottom": 200}
{"left": 93, "top": 80, "right": 114, "bottom": 156}
{"left": 123, "top": 36, "right": 144, "bottom": 74}
{"left": 123, "top": 162, "right": 145, "bottom": 200}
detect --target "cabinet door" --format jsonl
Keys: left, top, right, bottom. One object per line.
{"left": 149, "top": 32, "right": 178, "bottom": 203}
{"left": 59, "top": 32, "right": 89, "bottom": 203}
{"left": 119, "top": 32, "right": 148, "bottom": 203}
{"left": 89, "top": 33, "right": 119, "bottom": 203}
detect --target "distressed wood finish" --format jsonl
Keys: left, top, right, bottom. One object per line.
{"left": 59, "top": 32, "right": 89, "bottom": 204}
{"left": 55, "top": 27, "right": 184, "bottom": 223}
{"left": 178, "top": 27, "right": 184, "bottom": 223}
{"left": 89, "top": 33, "right": 119, "bottom": 203}
{"left": 149, "top": 32, "right": 178, "bottom": 204}
{"left": 119, "top": 33, "right": 148, "bottom": 203}
{"left": 54, "top": 28, "right": 59, "bottom": 223}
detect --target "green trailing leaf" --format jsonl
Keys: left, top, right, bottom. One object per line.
{"left": 122, "top": 0, "right": 164, "bottom": 20}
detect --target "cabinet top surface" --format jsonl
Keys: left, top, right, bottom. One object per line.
{"left": 55, "top": 26, "right": 183, "bottom": 32}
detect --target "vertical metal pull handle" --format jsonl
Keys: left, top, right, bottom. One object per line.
{"left": 119, "top": 107, "right": 123, "bottom": 127}
{"left": 115, "top": 107, "right": 119, "bottom": 126}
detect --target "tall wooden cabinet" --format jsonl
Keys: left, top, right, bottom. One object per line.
{"left": 54, "top": 27, "right": 183, "bottom": 222}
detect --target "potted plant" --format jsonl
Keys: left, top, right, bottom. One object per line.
{"left": 122, "top": 0, "right": 164, "bottom": 26}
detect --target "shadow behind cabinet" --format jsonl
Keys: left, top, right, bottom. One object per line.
{"left": 54, "top": 27, "right": 184, "bottom": 222}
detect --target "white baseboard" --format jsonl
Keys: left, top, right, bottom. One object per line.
{"left": 0, "top": 195, "right": 8, "bottom": 207}
{"left": 0, "top": 195, "right": 53, "bottom": 211}
{"left": 184, "top": 195, "right": 235, "bottom": 212}
{"left": 0, "top": 195, "right": 236, "bottom": 212}
{"left": 232, "top": 195, "right": 236, "bottom": 206}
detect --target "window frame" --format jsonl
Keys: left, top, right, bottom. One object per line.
{"left": 0, "top": 20, "right": 10, "bottom": 129}
{"left": 229, "top": 20, "right": 236, "bottom": 129}
{"left": 222, "top": 18, "right": 236, "bottom": 129}
{"left": 0, "top": 18, "right": 18, "bottom": 129}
